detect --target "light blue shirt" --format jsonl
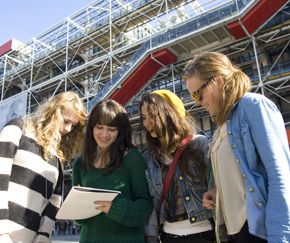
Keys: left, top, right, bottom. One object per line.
{"left": 226, "top": 92, "right": 290, "bottom": 242}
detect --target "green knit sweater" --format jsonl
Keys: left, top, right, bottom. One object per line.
{"left": 72, "top": 148, "right": 153, "bottom": 243}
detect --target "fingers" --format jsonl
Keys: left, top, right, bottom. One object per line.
{"left": 95, "top": 205, "right": 105, "bottom": 210}
{"left": 94, "top": 201, "right": 109, "bottom": 207}
{"left": 202, "top": 200, "right": 213, "bottom": 209}
{"left": 202, "top": 200, "right": 216, "bottom": 209}
{"left": 202, "top": 189, "right": 216, "bottom": 209}
{"left": 94, "top": 201, "right": 112, "bottom": 214}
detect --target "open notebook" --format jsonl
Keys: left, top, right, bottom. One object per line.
{"left": 56, "top": 186, "right": 121, "bottom": 220}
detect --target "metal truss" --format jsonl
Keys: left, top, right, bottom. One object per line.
{"left": 0, "top": 0, "right": 290, "bottom": 129}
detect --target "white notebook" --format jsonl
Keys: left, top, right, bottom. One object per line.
{"left": 56, "top": 186, "right": 121, "bottom": 220}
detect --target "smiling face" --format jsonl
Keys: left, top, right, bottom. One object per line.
{"left": 141, "top": 105, "right": 158, "bottom": 138}
{"left": 59, "top": 104, "right": 80, "bottom": 136}
{"left": 186, "top": 75, "right": 223, "bottom": 116}
{"left": 93, "top": 124, "right": 119, "bottom": 152}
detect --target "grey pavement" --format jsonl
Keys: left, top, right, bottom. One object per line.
{"left": 51, "top": 234, "right": 80, "bottom": 243}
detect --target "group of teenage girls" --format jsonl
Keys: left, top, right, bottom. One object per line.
{"left": 1, "top": 51, "right": 289, "bottom": 243}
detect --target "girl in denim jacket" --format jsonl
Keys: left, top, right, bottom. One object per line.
{"left": 140, "top": 90, "right": 215, "bottom": 243}
{"left": 183, "top": 51, "right": 290, "bottom": 243}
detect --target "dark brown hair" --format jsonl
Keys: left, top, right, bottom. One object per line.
{"left": 83, "top": 99, "right": 134, "bottom": 174}
{"left": 139, "top": 92, "right": 206, "bottom": 184}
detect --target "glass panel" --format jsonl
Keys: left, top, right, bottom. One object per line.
{"left": 208, "top": 11, "right": 220, "bottom": 24}
{"left": 220, "top": 6, "right": 231, "bottom": 19}
{"left": 157, "top": 33, "right": 166, "bottom": 45}
{"left": 176, "top": 26, "right": 186, "bottom": 37}
{"left": 131, "top": 105, "right": 139, "bottom": 116}
{"left": 150, "top": 37, "right": 158, "bottom": 47}
{"left": 230, "top": 4, "right": 238, "bottom": 15}
{"left": 111, "top": 75, "right": 119, "bottom": 85}
{"left": 281, "top": 61, "right": 290, "bottom": 74}
{"left": 140, "top": 43, "right": 149, "bottom": 53}
{"left": 197, "top": 16, "right": 208, "bottom": 28}
{"left": 187, "top": 20, "right": 197, "bottom": 32}
{"left": 166, "top": 30, "right": 177, "bottom": 41}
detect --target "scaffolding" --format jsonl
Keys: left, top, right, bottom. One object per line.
{"left": 0, "top": 0, "right": 290, "bottom": 132}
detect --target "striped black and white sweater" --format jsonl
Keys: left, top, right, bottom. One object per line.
{"left": 0, "top": 119, "right": 63, "bottom": 243}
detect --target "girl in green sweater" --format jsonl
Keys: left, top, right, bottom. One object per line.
{"left": 72, "top": 99, "right": 153, "bottom": 243}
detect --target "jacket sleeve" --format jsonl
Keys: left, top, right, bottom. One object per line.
{"left": 143, "top": 191, "right": 159, "bottom": 237}
{"left": 0, "top": 119, "right": 23, "bottom": 235}
{"left": 244, "top": 97, "right": 290, "bottom": 243}
{"left": 142, "top": 150, "right": 160, "bottom": 237}
{"left": 195, "top": 135, "right": 214, "bottom": 189}
{"left": 106, "top": 150, "right": 153, "bottom": 227}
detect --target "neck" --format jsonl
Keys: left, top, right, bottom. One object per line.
{"left": 97, "top": 146, "right": 106, "bottom": 156}
{"left": 93, "top": 147, "right": 109, "bottom": 168}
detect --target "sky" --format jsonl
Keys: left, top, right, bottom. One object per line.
{"left": 0, "top": 0, "right": 95, "bottom": 46}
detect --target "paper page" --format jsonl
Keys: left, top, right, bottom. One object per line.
{"left": 56, "top": 186, "right": 121, "bottom": 220}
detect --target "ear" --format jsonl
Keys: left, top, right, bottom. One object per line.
{"left": 215, "top": 76, "right": 225, "bottom": 89}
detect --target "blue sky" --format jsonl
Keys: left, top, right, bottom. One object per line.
{"left": 0, "top": 0, "right": 95, "bottom": 46}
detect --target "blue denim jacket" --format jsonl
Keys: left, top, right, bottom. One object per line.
{"left": 226, "top": 92, "right": 290, "bottom": 242}
{"left": 143, "top": 135, "right": 213, "bottom": 237}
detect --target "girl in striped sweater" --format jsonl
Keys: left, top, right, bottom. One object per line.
{"left": 0, "top": 91, "right": 87, "bottom": 243}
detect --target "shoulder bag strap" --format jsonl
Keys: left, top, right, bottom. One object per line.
{"left": 158, "top": 133, "right": 195, "bottom": 225}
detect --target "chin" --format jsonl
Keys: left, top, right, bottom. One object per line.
{"left": 150, "top": 133, "right": 158, "bottom": 138}
{"left": 208, "top": 110, "right": 215, "bottom": 116}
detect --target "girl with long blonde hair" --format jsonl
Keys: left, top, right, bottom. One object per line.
{"left": 0, "top": 91, "right": 86, "bottom": 243}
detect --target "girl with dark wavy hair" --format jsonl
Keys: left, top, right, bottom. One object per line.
{"left": 140, "top": 90, "right": 215, "bottom": 243}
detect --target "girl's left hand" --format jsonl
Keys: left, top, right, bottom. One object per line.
{"left": 94, "top": 201, "right": 112, "bottom": 214}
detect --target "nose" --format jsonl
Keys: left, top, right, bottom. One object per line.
{"left": 143, "top": 117, "right": 152, "bottom": 128}
{"left": 64, "top": 123, "right": 73, "bottom": 133}
{"left": 101, "top": 128, "right": 109, "bottom": 138}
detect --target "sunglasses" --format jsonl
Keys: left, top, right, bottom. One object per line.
{"left": 190, "top": 81, "right": 211, "bottom": 101}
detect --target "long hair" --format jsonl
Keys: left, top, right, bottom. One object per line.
{"left": 139, "top": 92, "right": 206, "bottom": 183}
{"left": 26, "top": 91, "right": 87, "bottom": 163}
{"left": 182, "top": 51, "right": 251, "bottom": 126}
{"left": 83, "top": 99, "right": 134, "bottom": 175}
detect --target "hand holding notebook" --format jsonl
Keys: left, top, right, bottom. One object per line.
{"left": 56, "top": 186, "right": 121, "bottom": 220}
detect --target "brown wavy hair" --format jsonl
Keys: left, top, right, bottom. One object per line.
{"left": 82, "top": 99, "right": 134, "bottom": 175}
{"left": 182, "top": 51, "right": 251, "bottom": 126}
{"left": 139, "top": 92, "right": 206, "bottom": 184}
{"left": 26, "top": 91, "right": 87, "bottom": 163}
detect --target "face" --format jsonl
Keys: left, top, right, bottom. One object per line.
{"left": 141, "top": 105, "right": 158, "bottom": 138}
{"left": 59, "top": 104, "right": 80, "bottom": 136}
{"left": 186, "top": 76, "right": 222, "bottom": 116}
{"left": 93, "top": 124, "right": 119, "bottom": 151}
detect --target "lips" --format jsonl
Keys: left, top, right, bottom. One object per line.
{"left": 99, "top": 137, "right": 109, "bottom": 142}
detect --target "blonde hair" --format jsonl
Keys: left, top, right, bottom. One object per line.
{"left": 182, "top": 51, "right": 251, "bottom": 126}
{"left": 26, "top": 91, "right": 87, "bottom": 163}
